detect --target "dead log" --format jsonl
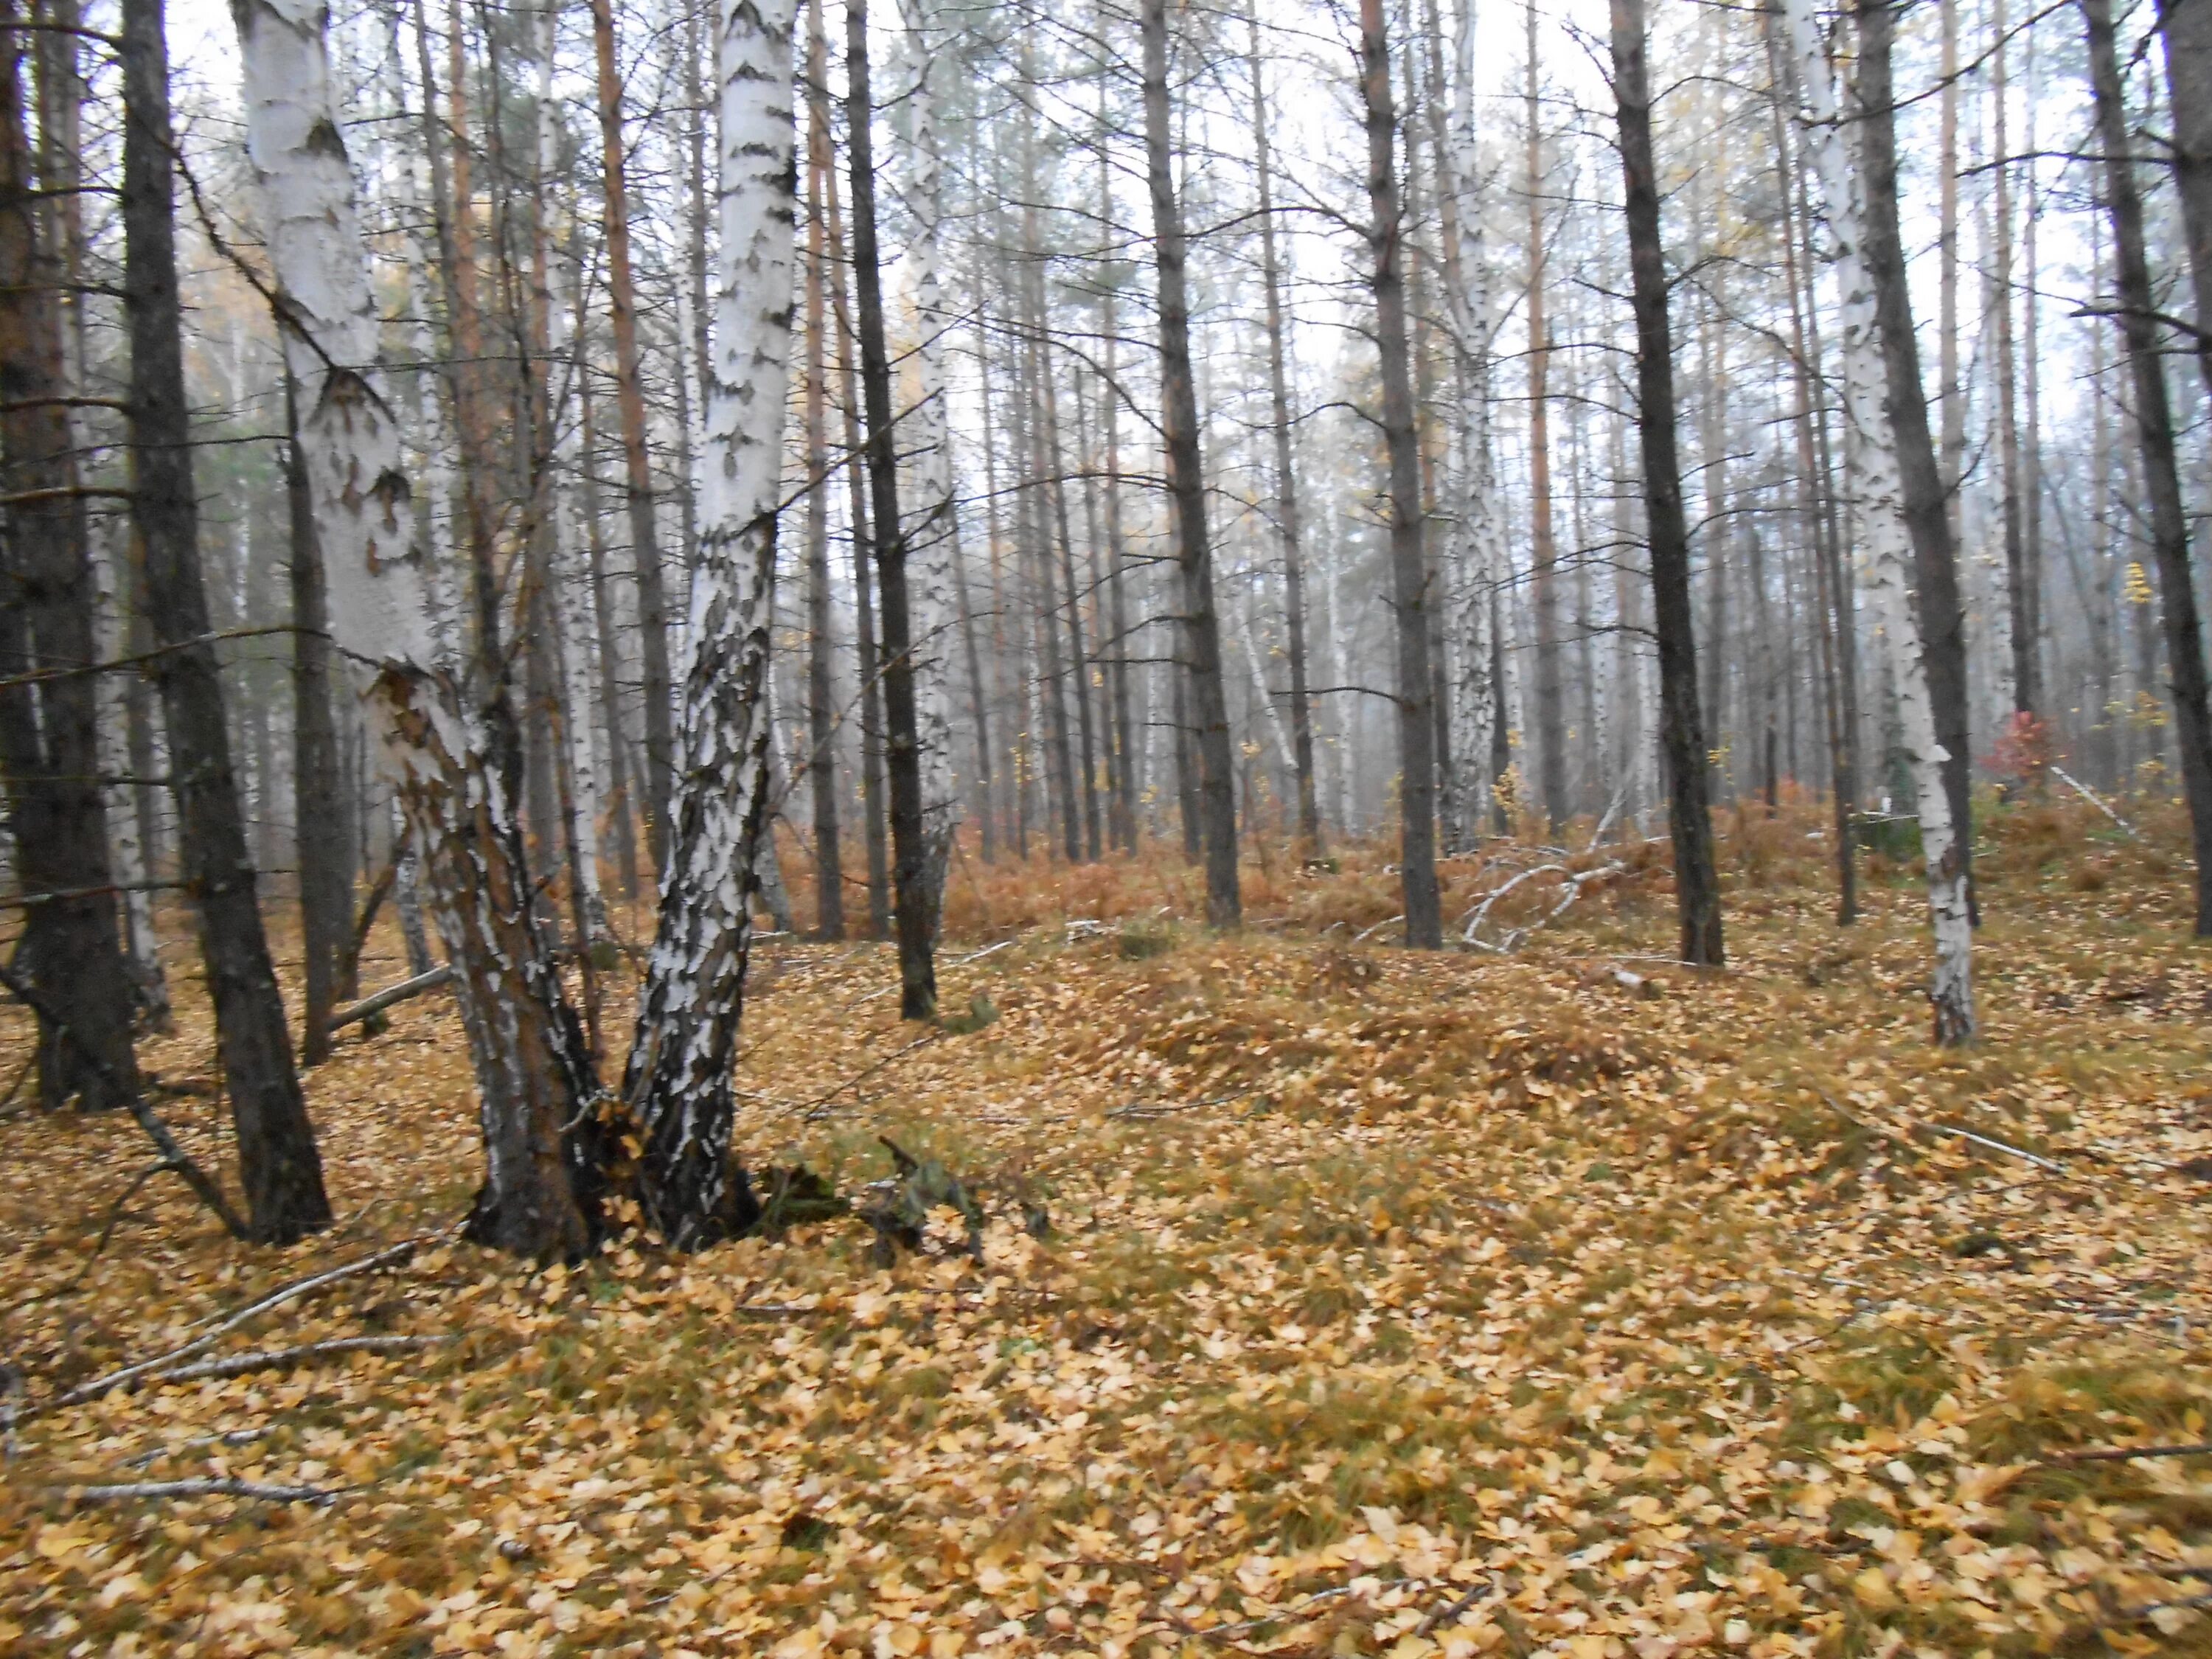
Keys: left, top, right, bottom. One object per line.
{"left": 327, "top": 964, "right": 453, "bottom": 1034}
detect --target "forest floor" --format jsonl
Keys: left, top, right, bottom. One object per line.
{"left": 4, "top": 796, "right": 2212, "bottom": 1658}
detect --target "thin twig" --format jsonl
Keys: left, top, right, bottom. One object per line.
{"left": 0, "top": 961, "right": 246, "bottom": 1239}
{"left": 1927, "top": 1123, "right": 2065, "bottom": 1172}
{"left": 2053, "top": 1440, "right": 2212, "bottom": 1464}
{"left": 63, "top": 1477, "right": 341, "bottom": 1505}
{"left": 1413, "top": 1579, "right": 1493, "bottom": 1637}
{"left": 150, "top": 1335, "right": 444, "bottom": 1387}
{"left": 57, "top": 1238, "right": 421, "bottom": 1405}
{"left": 124, "top": 1427, "right": 274, "bottom": 1469}
{"left": 774, "top": 1032, "right": 944, "bottom": 1121}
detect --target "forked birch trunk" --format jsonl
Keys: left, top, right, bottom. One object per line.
{"left": 618, "top": 0, "right": 798, "bottom": 1248}
{"left": 1784, "top": 0, "right": 1975, "bottom": 1040}
{"left": 233, "top": 0, "right": 600, "bottom": 1254}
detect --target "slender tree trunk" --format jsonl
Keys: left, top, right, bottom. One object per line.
{"left": 0, "top": 3, "right": 139, "bottom": 1113}
{"left": 2157, "top": 0, "right": 2212, "bottom": 394}
{"left": 1019, "top": 308, "right": 1077, "bottom": 863}
{"left": 1357, "top": 0, "right": 1441, "bottom": 947}
{"left": 1141, "top": 0, "right": 1239, "bottom": 925}
{"left": 894, "top": 0, "right": 961, "bottom": 921}
{"left": 1524, "top": 1, "right": 1566, "bottom": 836}
{"left": 125, "top": 0, "right": 334, "bottom": 1235}
{"left": 1856, "top": 0, "right": 1975, "bottom": 919}
{"left": 1038, "top": 330, "right": 1102, "bottom": 863}
{"left": 577, "top": 357, "right": 640, "bottom": 903}
{"left": 976, "top": 306, "right": 1015, "bottom": 858}
{"left": 1940, "top": 0, "right": 1964, "bottom": 546}
{"left": 803, "top": 0, "right": 843, "bottom": 939}
{"left": 1096, "top": 102, "right": 1139, "bottom": 853}
{"left": 1249, "top": 14, "right": 1321, "bottom": 851}
{"left": 1992, "top": 0, "right": 2038, "bottom": 720}
{"left": 589, "top": 0, "right": 674, "bottom": 872}
{"left": 235, "top": 0, "right": 597, "bottom": 1253}
{"left": 1767, "top": 13, "right": 1858, "bottom": 919}
{"left": 1610, "top": 0, "right": 1725, "bottom": 966}
{"left": 1439, "top": 0, "right": 1501, "bottom": 847}
{"left": 824, "top": 155, "right": 891, "bottom": 936}
{"left": 421, "top": 0, "right": 507, "bottom": 757}
{"left": 847, "top": 0, "right": 937, "bottom": 1018}
{"left": 2084, "top": 0, "right": 2212, "bottom": 933}
{"left": 287, "top": 377, "right": 347, "bottom": 1067}
{"left": 1787, "top": 0, "right": 1975, "bottom": 1040}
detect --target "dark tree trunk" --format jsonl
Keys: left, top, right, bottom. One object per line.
{"left": 287, "top": 378, "right": 347, "bottom": 1067}
{"left": 2085, "top": 0, "right": 2212, "bottom": 933}
{"left": 1609, "top": 0, "right": 1725, "bottom": 966}
{"left": 2158, "top": 0, "right": 2212, "bottom": 394}
{"left": 1021, "top": 321, "right": 1078, "bottom": 863}
{"left": 1855, "top": 0, "right": 1975, "bottom": 917}
{"left": 0, "top": 0, "right": 137, "bottom": 1111}
{"left": 1041, "top": 352, "right": 1102, "bottom": 864}
{"left": 824, "top": 156, "right": 891, "bottom": 936}
{"left": 1357, "top": 0, "right": 1441, "bottom": 948}
{"left": 846, "top": 0, "right": 937, "bottom": 1018}
{"left": 1141, "top": 0, "right": 1239, "bottom": 925}
{"left": 1992, "top": 1, "right": 2039, "bottom": 720}
{"left": 803, "top": 0, "right": 843, "bottom": 939}
{"left": 119, "top": 0, "right": 329, "bottom": 1239}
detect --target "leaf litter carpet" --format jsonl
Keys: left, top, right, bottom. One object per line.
{"left": 4, "top": 863, "right": 2212, "bottom": 1658}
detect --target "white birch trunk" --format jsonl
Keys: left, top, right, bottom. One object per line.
{"left": 1439, "top": 0, "right": 1505, "bottom": 846}
{"left": 1237, "top": 578, "right": 1293, "bottom": 786}
{"left": 1784, "top": 0, "right": 1975, "bottom": 1043}
{"left": 91, "top": 532, "right": 170, "bottom": 1028}
{"left": 897, "top": 0, "right": 960, "bottom": 921}
{"left": 619, "top": 0, "right": 799, "bottom": 1248}
{"left": 234, "top": 0, "right": 602, "bottom": 1256}
{"left": 1322, "top": 501, "right": 1356, "bottom": 835}
{"left": 549, "top": 245, "right": 611, "bottom": 945}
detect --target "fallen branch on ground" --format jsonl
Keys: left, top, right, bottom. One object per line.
{"left": 2050, "top": 766, "right": 2139, "bottom": 839}
{"left": 327, "top": 964, "right": 453, "bottom": 1033}
{"left": 150, "top": 1335, "right": 445, "bottom": 1387}
{"left": 1460, "top": 862, "right": 1627, "bottom": 951}
{"left": 1927, "top": 1123, "right": 2065, "bottom": 1172}
{"left": 58, "top": 1237, "right": 422, "bottom": 1405}
{"left": 63, "top": 1477, "right": 340, "bottom": 1505}
{"left": 2053, "top": 1441, "right": 2212, "bottom": 1464}
{"left": 124, "top": 1427, "right": 274, "bottom": 1469}
{"left": 772, "top": 1032, "right": 943, "bottom": 1122}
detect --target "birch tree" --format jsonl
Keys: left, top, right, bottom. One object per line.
{"left": 233, "top": 0, "right": 599, "bottom": 1256}
{"left": 618, "top": 0, "right": 799, "bottom": 1245}
{"left": 1784, "top": 0, "right": 1975, "bottom": 1040}
{"left": 900, "top": 0, "right": 961, "bottom": 932}
{"left": 1439, "top": 0, "right": 1503, "bottom": 850}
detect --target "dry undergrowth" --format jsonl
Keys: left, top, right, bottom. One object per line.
{"left": 4, "top": 797, "right": 2211, "bottom": 1658}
